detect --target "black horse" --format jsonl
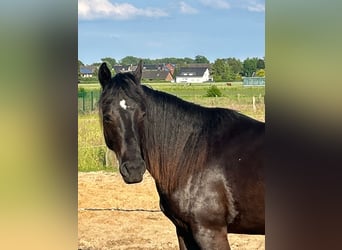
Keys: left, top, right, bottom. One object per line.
{"left": 98, "top": 61, "right": 264, "bottom": 250}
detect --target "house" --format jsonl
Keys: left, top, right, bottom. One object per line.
{"left": 164, "top": 63, "right": 175, "bottom": 77}
{"left": 142, "top": 63, "right": 175, "bottom": 81}
{"left": 143, "top": 63, "right": 175, "bottom": 74}
{"left": 113, "top": 65, "right": 136, "bottom": 73}
{"left": 142, "top": 70, "right": 173, "bottom": 81}
{"left": 80, "top": 66, "right": 95, "bottom": 78}
{"left": 175, "top": 67, "right": 211, "bottom": 83}
{"left": 242, "top": 77, "right": 265, "bottom": 86}
{"left": 113, "top": 63, "right": 175, "bottom": 82}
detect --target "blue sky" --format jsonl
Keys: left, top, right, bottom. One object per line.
{"left": 78, "top": 0, "right": 264, "bottom": 64}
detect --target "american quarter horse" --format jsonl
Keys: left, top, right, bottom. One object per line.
{"left": 98, "top": 61, "right": 264, "bottom": 250}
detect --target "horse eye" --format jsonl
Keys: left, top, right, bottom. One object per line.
{"left": 103, "top": 114, "right": 112, "bottom": 123}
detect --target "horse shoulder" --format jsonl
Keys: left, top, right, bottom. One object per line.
{"left": 158, "top": 168, "right": 237, "bottom": 229}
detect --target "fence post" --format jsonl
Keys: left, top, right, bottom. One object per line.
{"left": 252, "top": 96, "right": 256, "bottom": 112}
{"left": 82, "top": 92, "right": 85, "bottom": 111}
{"left": 91, "top": 91, "right": 94, "bottom": 111}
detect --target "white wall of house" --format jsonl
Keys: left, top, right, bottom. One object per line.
{"left": 81, "top": 73, "right": 93, "bottom": 78}
{"left": 176, "top": 69, "right": 210, "bottom": 83}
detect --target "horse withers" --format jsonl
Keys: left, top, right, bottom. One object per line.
{"left": 98, "top": 61, "right": 264, "bottom": 250}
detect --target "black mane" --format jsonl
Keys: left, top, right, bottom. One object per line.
{"left": 140, "top": 85, "right": 263, "bottom": 193}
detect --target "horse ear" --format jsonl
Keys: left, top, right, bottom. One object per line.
{"left": 98, "top": 63, "right": 112, "bottom": 88}
{"left": 134, "top": 60, "right": 143, "bottom": 84}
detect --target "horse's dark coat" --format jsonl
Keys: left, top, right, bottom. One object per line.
{"left": 98, "top": 61, "right": 264, "bottom": 250}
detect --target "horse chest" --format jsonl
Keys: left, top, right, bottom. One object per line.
{"left": 158, "top": 170, "right": 234, "bottom": 228}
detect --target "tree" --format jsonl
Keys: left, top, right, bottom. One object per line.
{"left": 212, "top": 59, "right": 235, "bottom": 82}
{"left": 205, "top": 85, "right": 222, "bottom": 97}
{"left": 256, "top": 58, "right": 265, "bottom": 69}
{"left": 184, "top": 57, "right": 195, "bottom": 64}
{"left": 101, "top": 57, "right": 116, "bottom": 67}
{"left": 194, "top": 55, "right": 210, "bottom": 64}
{"left": 78, "top": 60, "right": 84, "bottom": 80}
{"left": 91, "top": 62, "right": 101, "bottom": 67}
{"left": 242, "top": 57, "right": 258, "bottom": 77}
{"left": 120, "top": 56, "right": 141, "bottom": 65}
{"left": 226, "top": 58, "right": 243, "bottom": 74}
{"left": 256, "top": 69, "right": 265, "bottom": 77}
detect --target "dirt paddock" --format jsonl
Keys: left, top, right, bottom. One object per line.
{"left": 78, "top": 172, "right": 265, "bottom": 249}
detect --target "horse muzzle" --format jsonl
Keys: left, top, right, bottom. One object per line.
{"left": 119, "top": 159, "right": 146, "bottom": 184}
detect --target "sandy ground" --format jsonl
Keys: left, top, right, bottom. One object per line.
{"left": 78, "top": 172, "right": 265, "bottom": 250}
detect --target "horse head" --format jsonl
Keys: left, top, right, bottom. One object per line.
{"left": 98, "top": 61, "right": 146, "bottom": 184}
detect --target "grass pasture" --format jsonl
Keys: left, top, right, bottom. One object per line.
{"left": 78, "top": 82, "right": 265, "bottom": 172}
{"left": 78, "top": 115, "right": 109, "bottom": 172}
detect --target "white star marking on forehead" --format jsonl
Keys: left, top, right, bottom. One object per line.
{"left": 119, "top": 99, "right": 127, "bottom": 110}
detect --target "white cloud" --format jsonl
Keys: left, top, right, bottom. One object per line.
{"left": 78, "top": 0, "right": 168, "bottom": 20}
{"left": 197, "top": 0, "right": 264, "bottom": 13}
{"left": 199, "top": 0, "right": 231, "bottom": 9}
{"left": 232, "top": 0, "right": 265, "bottom": 13}
{"left": 246, "top": 1, "right": 265, "bottom": 12}
{"left": 179, "top": 1, "right": 198, "bottom": 14}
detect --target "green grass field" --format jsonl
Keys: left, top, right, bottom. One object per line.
{"left": 78, "top": 83, "right": 265, "bottom": 172}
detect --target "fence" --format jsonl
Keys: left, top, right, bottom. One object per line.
{"left": 242, "top": 77, "right": 265, "bottom": 86}
{"left": 78, "top": 89, "right": 101, "bottom": 113}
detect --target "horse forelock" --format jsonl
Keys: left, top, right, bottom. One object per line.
{"left": 113, "top": 72, "right": 136, "bottom": 85}
{"left": 99, "top": 72, "right": 145, "bottom": 106}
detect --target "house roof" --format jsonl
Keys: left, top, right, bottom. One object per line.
{"left": 176, "top": 67, "right": 208, "bottom": 77}
{"left": 164, "top": 63, "right": 175, "bottom": 72}
{"left": 185, "top": 63, "right": 211, "bottom": 69}
{"left": 80, "top": 67, "right": 93, "bottom": 74}
{"left": 143, "top": 64, "right": 175, "bottom": 72}
{"left": 142, "top": 70, "right": 170, "bottom": 80}
{"left": 143, "top": 64, "right": 163, "bottom": 70}
{"left": 113, "top": 65, "right": 130, "bottom": 73}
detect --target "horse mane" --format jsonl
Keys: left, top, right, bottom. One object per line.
{"left": 140, "top": 85, "right": 248, "bottom": 194}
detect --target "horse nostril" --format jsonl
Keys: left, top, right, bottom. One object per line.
{"left": 120, "top": 162, "right": 130, "bottom": 178}
{"left": 120, "top": 160, "right": 146, "bottom": 179}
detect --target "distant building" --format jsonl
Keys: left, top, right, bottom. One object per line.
{"left": 142, "top": 70, "right": 173, "bottom": 81}
{"left": 80, "top": 66, "right": 95, "bottom": 78}
{"left": 242, "top": 77, "right": 265, "bottom": 86}
{"left": 142, "top": 63, "right": 175, "bottom": 81}
{"left": 175, "top": 67, "right": 212, "bottom": 83}
{"left": 113, "top": 63, "right": 175, "bottom": 82}
{"left": 113, "top": 65, "right": 135, "bottom": 73}
{"left": 185, "top": 63, "right": 211, "bottom": 69}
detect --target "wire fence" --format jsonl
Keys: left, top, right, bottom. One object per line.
{"left": 78, "top": 86, "right": 265, "bottom": 114}
{"left": 78, "top": 89, "right": 101, "bottom": 114}
{"left": 78, "top": 207, "right": 161, "bottom": 213}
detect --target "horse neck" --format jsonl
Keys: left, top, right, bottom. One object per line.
{"left": 141, "top": 87, "right": 207, "bottom": 194}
